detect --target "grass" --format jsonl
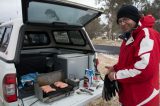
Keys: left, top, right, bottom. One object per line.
{"left": 92, "top": 39, "right": 122, "bottom": 47}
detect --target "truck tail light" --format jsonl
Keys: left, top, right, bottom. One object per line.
{"left": 95, "top": 58, "right": 99, "bottom": 66}
{"left": 94, "top": 53, "right": 99, "bottom": 72}
{"left": 3, "top": 74, "right": 17, "bottom": 102}
{"left": 95, "top": 53, "right": 99, "bottom": 66}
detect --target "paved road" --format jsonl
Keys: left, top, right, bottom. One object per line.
{"left": 94, "top": 45, "right": 120, "bottom": 55}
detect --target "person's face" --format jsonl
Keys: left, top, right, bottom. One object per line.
{"left": 118, "top": 17, "right": 137, "bottom": 32}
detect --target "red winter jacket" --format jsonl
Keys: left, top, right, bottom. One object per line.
{"left": 114, "top": 15, "right": 160, "bottom": 106}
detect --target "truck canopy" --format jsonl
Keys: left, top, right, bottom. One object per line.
{"left": 21, "top": 0, "right": 102, "bottom": 27}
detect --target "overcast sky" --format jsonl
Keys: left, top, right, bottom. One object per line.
{"left": 0, "top": 0, "right": 21, "bottom": 22}
{"left": 0, "top": 0, "right": 96, "bottom": 22}
{"left": 68, "top": 0, "right": 96, "bottom": 7}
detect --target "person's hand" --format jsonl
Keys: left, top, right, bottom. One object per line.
{"left": 108, "top": 72, "right": 116, "bottom": 81}
{"left": 105, "top": 66, "right": 115, "bottom": 73}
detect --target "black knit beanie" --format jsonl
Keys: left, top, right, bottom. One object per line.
{"left": 117, "top": 5, "right": 141, "bottom": 24}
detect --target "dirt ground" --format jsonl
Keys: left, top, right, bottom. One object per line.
{"left": 87, "top": 53, "right": 120, "bottom": 106}
{"left": 86, "top": 39, "right": 121, "bottom": 106}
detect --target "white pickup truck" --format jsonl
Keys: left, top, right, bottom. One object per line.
{"left": 0, "top": 0, "right": 102, "bottom": 106}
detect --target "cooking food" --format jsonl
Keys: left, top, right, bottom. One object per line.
{"left": 54, "top": 81, "right": 68, "bottom": 88}
{"left": 41, "top": 85, "right": 56, "bottom": 93}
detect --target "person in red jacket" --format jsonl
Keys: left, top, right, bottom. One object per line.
{"left": 106, "top": 5, "right": 160, "bottom": 106}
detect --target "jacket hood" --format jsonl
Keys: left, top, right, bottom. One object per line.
{"left": 138, "top": 15, "right": 155, "bottom": 28}
{"left": 132, "top": 15, "right": 155, "bottom": 37}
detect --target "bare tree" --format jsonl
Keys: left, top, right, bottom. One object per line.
{"left": 85, "top": 18, "right": 105, "bottom": 39}
{"left": 96, "top": 0, "right": 151, "bottom": 40}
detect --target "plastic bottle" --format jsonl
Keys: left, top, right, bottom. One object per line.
{"left": 85, "top": 69, "right": 94, "bottom": 87}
